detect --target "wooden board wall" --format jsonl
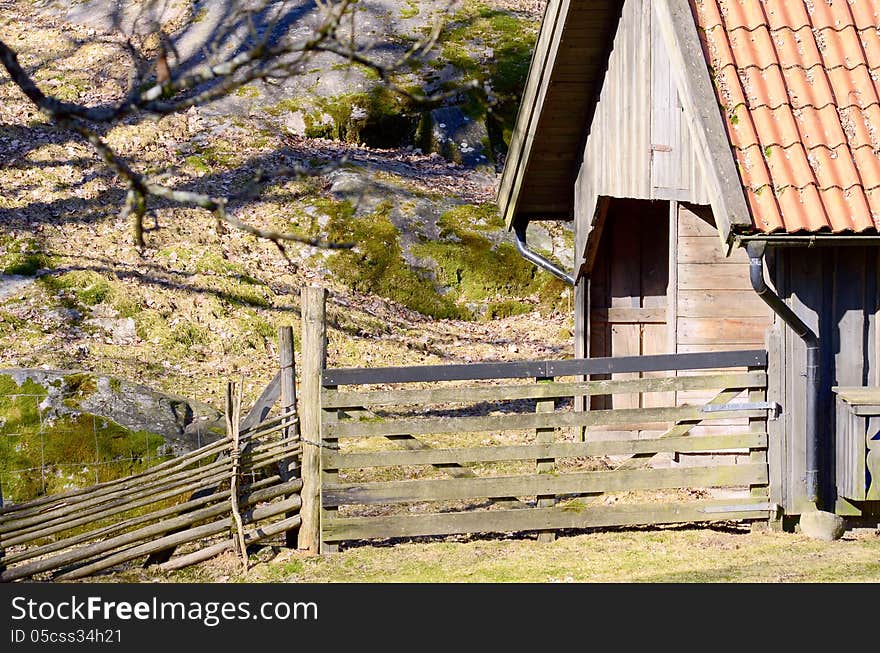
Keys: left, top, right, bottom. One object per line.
{"left": 675, "top": 205, "right": 772, "bottom": 355}
{"left": 770, "top": 247, "right": 880, "bottom": 513}
{"left": 589, "top": 200, "right": 670, "bottom": 412}
{"left": 574, "top": 0, "right": 711, "bottom": 271}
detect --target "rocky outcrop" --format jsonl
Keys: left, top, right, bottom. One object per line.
{"left": 0, "top": 368, "right": 225, "bottom": 455}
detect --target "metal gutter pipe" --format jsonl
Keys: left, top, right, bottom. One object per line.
{"left": 736, "top": 234, "right": 880, "bottom": 246}
{"left": 513, "top": 223, "right": 575, "bottom": 286}
{"left": 745, "top": 241, "right": 821, "bottom": 508}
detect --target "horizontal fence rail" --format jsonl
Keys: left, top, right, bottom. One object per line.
{"left": 322, "top": 350, "right": 767, "bottom": 386}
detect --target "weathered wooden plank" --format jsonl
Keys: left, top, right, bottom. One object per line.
{"left": 499, "top": 0, "right": 571, "bottom": 225}
{"left": 240, "top": 372, "right": 282, "bottom": 432}
{"left": 381, "top": 435, "right": 528, "bottom": 510}
{"left": 325, "top": 404, "right": 768, "bottom": 439}
{"left": 654, "top": 0, "right": 753, "bottom": 240}
{"left": 544, "top": 349, "right": 766, "bottom": 377}
{"left": 535, "top": 377, "right": 556, "bottom": 541}
{"left": 678, "top": 290, "right": 771, "bottom": 318}
{"left": 615, "top": 387, "right": 747, "bottom": 470}
{"left": 279, "top": 326, "right": 298, "bottom": 549}
{"left": 642, "top": 322, "right": 673, "bottom": 409}
{"left": 321, "top": 372, "right": 766, "bottom": 408}
{"left": 748, "top": 364, "right": 770, "bottom": 524}
{"left": 322, "top": 498, "right": 776, "bottom": 541}
{"left": 678, "top": 264, "right": 753, "bottom": 291}
{"left": 2, "top": 485, "right": 301, "bottom": 582}
{"left": 324, "top": 432, "right": 768, "bottom": 469}
{"left": 677, "top": 317, "right": 770, "bottom": 345}
{"left": 323, "top": 463, "right": 767, "bottom": 507}
{"left": 321, "top": 404, "right": 340, "bottom": 554}
{"left": 677, "top": 205, "right": 719, "bottom": 236}
{"left": 678, "top": 236, "right": 748, "bottom": 264}
{"left": 668, "top": 201, "right": 680, "bottom": 354}
{"left": 322, "top": 350, "right": 767, "bottom": 386}
{"left": 592, "top": 307, "right": 667, "bottom": 323}
{"left": 832, "top": 387, "right": 880, "bottom": 405}
{"left": 610, "top": 323, "right": 640, "bottom": 409}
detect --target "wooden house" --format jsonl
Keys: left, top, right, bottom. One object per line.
{"left": 499, "top": 0, "right": 880, "bottom": 522}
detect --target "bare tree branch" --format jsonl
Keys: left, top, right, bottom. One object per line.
{"left": 0, "top": 1, "right": 456, "bottom": 254}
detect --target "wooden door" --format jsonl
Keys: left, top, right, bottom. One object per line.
{"left": 590, "top": 200, "right": 670, "bottom": 411}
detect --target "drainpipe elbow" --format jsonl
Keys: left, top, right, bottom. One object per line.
{"left": 513, "top": 222, "right": 575, "bottom": 286}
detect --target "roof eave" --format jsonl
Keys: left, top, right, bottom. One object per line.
{"left": 497, "top": 0, "right": 570, "bottom": 229}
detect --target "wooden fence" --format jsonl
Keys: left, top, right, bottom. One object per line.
{"left": 0, "top": 329, "right": 302, "bottom": 582}
{"left": 296, "top": 288, "right": 779, "bottom": 552}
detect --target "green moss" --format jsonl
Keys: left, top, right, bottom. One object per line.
{"left": 437, "top": 1, "right": 540, "bottom": 152}
{"left": 267, "top": 88, "right": 419, "bottom": 148}
{"left": 64, "top": 372, "right": 98, "bottom": 398}
{"left": 264, "top": 98, "right": 302, "bottom": 117}
{"left": 325, "top": 200, "right": 467, "bottom": 319}
{"left": 133, "top": 309, "right": 169, "bottom": 344}
{"left": 411, "top": 204, "right": 567, "bottom": 316}
{"left": 485, "top": 300, "right": 531, "bottom": 319}
{"left": 0, "top": 310, "right": 25, "bottom": 334}
{"left": 399, "top": 1, "right": 419, "bottom": 19}
{"left": 38, "top": 270, "right": 112, "bottom": 307}
{"left": 438, "top": 203, "right": 504, "bottom": 236}
{"left": 0, "top": 235, "right": 48, "bottom": 276}
{"left": 171, "top": 321, "right": 210, "bottom": 348}
{"left": 185, "top": 155, "right": 210, "bottom": 174}
{"left": 0, "top": 374, "right": 166, "bottom": 502}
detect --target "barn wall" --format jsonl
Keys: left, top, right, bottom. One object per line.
{"left": 574, "top": 0, "right": 711, "bottom": 271}
{"left": 769, "top": 247, "right": 880, "bottom": 514}
{"left": 674, "top": 205, "right": 772, "bottom": 354}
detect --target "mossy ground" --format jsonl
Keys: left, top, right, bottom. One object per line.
{"left": 435, "top": 1, "right": 540, "bottom": 151}
{"left": 266, "top": 87, "right": 420, "bottom": 148}
{"left": 0, "top": 234, "right": 50, "bottom": 276}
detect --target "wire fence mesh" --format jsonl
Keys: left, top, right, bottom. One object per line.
{"left": 0, "top": 392, "right": 208, "bottom": 505}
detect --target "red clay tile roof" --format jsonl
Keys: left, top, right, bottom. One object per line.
{"left": 692, "top": 0, "right": 880, "bottom": 233}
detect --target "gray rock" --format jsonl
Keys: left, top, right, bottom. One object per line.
{"left": 420, "top": 107, "right": 492, "bottom": 168}
{"left": 86, "top": 316, "right": 137, "bottom": 344}
{"left": 799, "top": 510, "right": 846, "bottom": 541}
{"left": 0, "top": 275, "right": 36, "bottom": 301}
{"left": 0, "top": 368, "right": 225, "bottom": 455}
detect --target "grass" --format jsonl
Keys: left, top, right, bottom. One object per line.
{"left": 108, "top": 525, "right": 880, "bottom": 583}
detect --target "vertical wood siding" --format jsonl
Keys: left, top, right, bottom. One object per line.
{"left": 575, "top": 0, "right": 711, "bottom": 268}
{"left": 771, "top": 247, "right": 880, "bottom": 512}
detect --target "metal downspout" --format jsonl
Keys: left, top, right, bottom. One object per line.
{"left": 513, "top": 223, "right": 575, "bottom": 286}
{"left": 745, "top": 241, "right": 821, "bottom": 509}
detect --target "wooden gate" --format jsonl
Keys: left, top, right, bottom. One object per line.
{"left": 296, "top": 289, "right": 778, "bottom": 553}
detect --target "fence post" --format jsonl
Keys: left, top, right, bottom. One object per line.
{"left": 0, "top": 477, "right": 5, "bottom": 575}
{"left": 278, "top": 325, "right": 299, "bottom": 548}
{"left": 298, "top": 286, "right": 326, "bottom": 554}
{"left": 536, "top": 376, "right": 556, "bottom": 543}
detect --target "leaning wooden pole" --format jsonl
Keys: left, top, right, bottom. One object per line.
{"left": 0, "top": 477, "right": 5, "bottom": 576}
{"left": 227, "top": 381, "right": 248, "bottom": 570}
{"left": 298, "top": 286, "right": 326, "bottom": 554}
{"left": 278, "top": 325, "right": 300, "bottom": 548}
